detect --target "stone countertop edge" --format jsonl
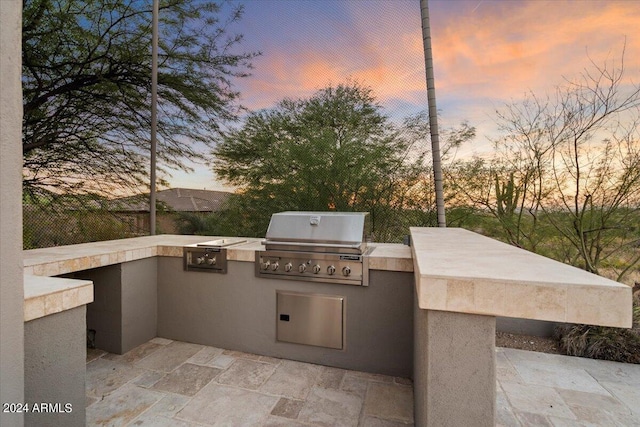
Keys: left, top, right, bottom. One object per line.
{"left": 23, "top": 235, "right": 413, "bottom": 276}
{"left": 21, "top": 235, "right": 412, "bottom": 320}
{"left": 23, "top": 275, "right": 93, "bottom": 322}
{"left": 409, "top": 227, "right": 633, "bottom": 329}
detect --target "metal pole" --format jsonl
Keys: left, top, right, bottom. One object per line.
{"left": 150, "top": 0, "right": 158, "bottom": 235}
{"left": 420, "top": 0, "right": 446, "bottom": 227}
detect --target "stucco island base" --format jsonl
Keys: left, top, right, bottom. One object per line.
{"left": 414, "top": 302, "right": 495, "bottom": 427}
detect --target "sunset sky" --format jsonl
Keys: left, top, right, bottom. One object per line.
{"left": 169, "top": 0, "right": 640, "bottom": 191}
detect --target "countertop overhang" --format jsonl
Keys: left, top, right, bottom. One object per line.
{"left": 23, "top": 275, "right": 93, "bottom": 321}
{"left": 410, "top": 227, "right": 632, "bottom": 328}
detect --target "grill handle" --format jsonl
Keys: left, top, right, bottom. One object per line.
{"left": 261, "top": 240, "right": 363, "bottom": 249}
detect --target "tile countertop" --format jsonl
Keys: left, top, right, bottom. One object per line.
{"left": 23, "top": 235, "right": 413, "bottom": 276}
{"left": 410, "top": 227, "right": 633, "bottom": 328}
{"left": 23, "top": 275, "right": 93, "bottom": 322}
{"left": 22, "top": 235, "right": 412, "bottom": 322}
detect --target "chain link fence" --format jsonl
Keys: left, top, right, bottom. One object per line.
{"left": 23, "top": 204, "right": 147, "bottom": 249}
{"left": 23, "top": 192, "right": 226, "bottom": 249}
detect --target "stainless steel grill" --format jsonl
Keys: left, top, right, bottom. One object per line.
{"left": 256, "top": 212, "right": 370, "bottom": 286}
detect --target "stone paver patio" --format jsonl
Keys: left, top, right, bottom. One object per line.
{"left": 496, "top": 347, "right": 640, "bottom": 426}
{"left": 86, "top": 338, "right": 639, "bottom": 426}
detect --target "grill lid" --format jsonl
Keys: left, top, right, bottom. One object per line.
{"left": 264, "top": 211, "right": 368, "bottom": 250}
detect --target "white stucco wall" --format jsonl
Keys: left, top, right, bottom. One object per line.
{"left": 0, "top": 1, "right": 25, "bottom": 426}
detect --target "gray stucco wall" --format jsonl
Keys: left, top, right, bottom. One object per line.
{"left": 83, "top": 264, "right": 123, "bottom": 353}
{"left": 414, "top": 300, "right": 496, "bottom": 427}
{"left": 79, "top": 258, "right": 157, "bottom": 354}
{"left": 157, "top": 258, "right": 414, "bottom": 377}
{"left": 0, "top": 2, "right": 25, "bottom": 426}
{"left": 121, "top": 257, "right": 158, "bottom": 352}
{"left": 24, "top": 306, "right": 86, "bottom": 427}
{"left": 497, "top": 316, "right": 556, "bottom": 337}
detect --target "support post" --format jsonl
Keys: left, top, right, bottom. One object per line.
{"left": 150, "top": 0, "right": 159, "bottom": 235}
{"left": 420, "top": 0, "right": 446, "bottom": 227}
{"left": 414, "top": 303, "right": 496, "bottom": 426}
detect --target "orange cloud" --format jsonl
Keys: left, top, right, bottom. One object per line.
{"left": 432, "top": 1, "right": 640, "bottom": 100}
{"left": 237, "top": 0, "right": 640, "bottom": 131}
{"left": 239, "top": 1, "right": 426, "bottom": 110}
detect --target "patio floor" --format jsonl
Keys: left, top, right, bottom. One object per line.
{"left": 86, "top": 338, "right": 640, "bottom": 426}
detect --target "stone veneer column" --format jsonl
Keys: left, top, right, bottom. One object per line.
{"left": 414, "top": 299, "right": 496, "bottom": 427}
{"left": 0, "top": 1, "right": 25, "bottom": 426}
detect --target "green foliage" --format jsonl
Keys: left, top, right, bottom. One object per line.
{"left": 212, "top": 82, "right": 431, "bottom": 241}
{"left": 494, "top": 172, "right": 520, "bottom": 218}
{"left": 22, "top": 0, "right": 258, "bottom": 197}
{"left": 175, "top": 212, "right": 210, "bottom": 235}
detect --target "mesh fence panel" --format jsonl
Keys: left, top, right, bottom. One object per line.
{"left": 23, "top": 204, "right": 148, "bottom": 249}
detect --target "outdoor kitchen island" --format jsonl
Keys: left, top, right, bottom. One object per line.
{"left": 22, "top": 227, "right": 632, "bottom": 427}
{"left": 22, "top": 233, "right": 415, "bottom": 427}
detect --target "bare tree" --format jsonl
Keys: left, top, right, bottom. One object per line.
{"left": 491, "top": 49, "right": 640, "bottom": 280}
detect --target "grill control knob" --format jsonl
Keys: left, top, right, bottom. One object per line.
{"left": 298, "top": 263, "right": 307, "bottom": 273}
{"left": 196, "top": 257, "right": 205, "bottom": 265}
{"left": 284, "top": 262, "right": 293, "bottom": 272}
{"left": 327, "top": 265, "right": 336, "bottom": 275}
{"left": 261, "top": 260, "right": 271, "bottom": 270}
{"left": 207, "top": 256, "right": 216, "bottom": 265}
{"left": 342, "top": 266, "right": 351, "bottom": 276}
{"left": 312, "top": 264, "right": 321, "bottom": 274}
{"left": 271, "top": 262, "right": 279, "bottom": 271}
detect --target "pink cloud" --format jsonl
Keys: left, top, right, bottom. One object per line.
{"left": 432, "top": 1, "right": 640, "bottom": 100}
{"left": 238, "top": 2, "right": 426, "bottom": 110}
{"left": 236, "top": 0, "right": 640, "bottom": 128}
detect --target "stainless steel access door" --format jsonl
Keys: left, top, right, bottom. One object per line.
{"left": 276, "top": 291, "right": 344, "bottom": 350}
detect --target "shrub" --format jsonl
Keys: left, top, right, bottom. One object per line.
{"left": 553, "top": 289, "right": 640, "bottom": 364}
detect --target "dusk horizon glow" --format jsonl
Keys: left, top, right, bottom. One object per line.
{"left": 169, "top": 0, "right": 640, "bottom": 192}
